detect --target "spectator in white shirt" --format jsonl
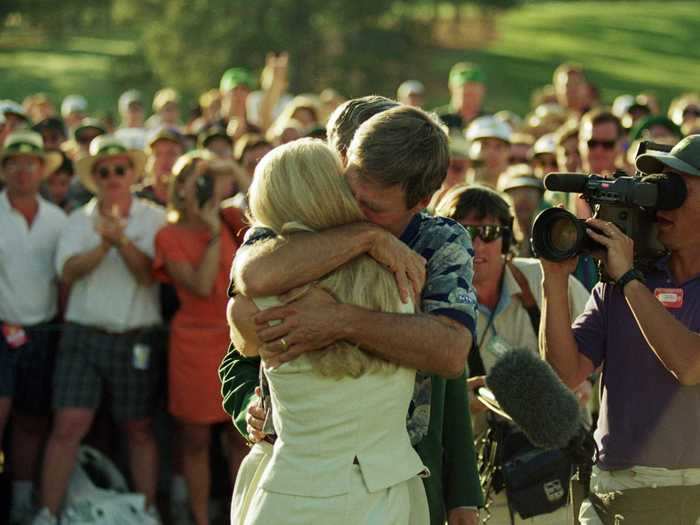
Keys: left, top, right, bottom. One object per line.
{"left": 32, "top": 136, "right": 166, "bottom": 525}
{"left": 0, "top": 131, "right": 65, "bottom": 525}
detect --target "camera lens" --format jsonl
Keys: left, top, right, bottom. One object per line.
{"left": 531, "top": 208, "right": 586, "bottom": 261}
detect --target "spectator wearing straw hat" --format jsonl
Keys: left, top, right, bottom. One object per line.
{"left": 32, "top": 135, "right": 165, "bottom": 525}
{"left": 0, "top": 130, "right": 65, "bottom": 525}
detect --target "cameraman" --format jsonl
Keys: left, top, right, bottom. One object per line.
{"left": 541, "top": 135, "right": 700, "bottom": 524}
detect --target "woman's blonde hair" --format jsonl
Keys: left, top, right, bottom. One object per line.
{"left": 246, "top": 138, "right": 408, "bottom": 378}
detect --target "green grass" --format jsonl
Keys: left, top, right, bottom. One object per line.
{"left": 1, "top": 1, "right": 699, "bottom": 117}
{"left": 0, "top": 30, "right": 145, "bottom": 116}
{"left": 426, "top": 1, "right": 700, "bottom": 114}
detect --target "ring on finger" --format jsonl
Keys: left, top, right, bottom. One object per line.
{"left": 280, "top": 338, "right": 289, "bottom": 351}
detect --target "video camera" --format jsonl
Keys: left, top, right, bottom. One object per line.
{"left": 531, "top": 141, "right": 687, "bottom": 279}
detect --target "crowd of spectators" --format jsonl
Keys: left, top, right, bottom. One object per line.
{"left": 1, "top": 53, "right": 700, "bottom": 525}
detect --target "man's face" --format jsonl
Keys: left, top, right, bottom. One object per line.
{"left": 159, "top": 102, "right": 180, "bottom": 125}
{"left": 4, "top": 114, "right": 27, "bottom": 133}
{"left": 345, "top": 165, "right": 423, "bottom": 237}
{"left": 476, "top": 137, "right": 510, "bottom": 177}
{"left": 557, "top": 136, "right": 581, "bottom": 172}
{"left": 40, "top": 128, "right": 66, "bottom": 150}
{"left": 124, "top": 102, "right": 144, "bottom": 128}
{"left": 459, "top": 213, "right": 505, "bottom": 289}
{"left": 205, "top": 137, "right": 233, "bottom": 160}
{"left": 507, "top": 187, "right": 541, "bottom": 225}
{"left": 222, "top": 86, "right": 251, "bottom": 116}
{"left": 400, "top": 93, "right": 424, "bottom": 108}
{"left": 291, "top": 108, "right": 317, "bottom": 130}
{"left": 445, "top": 157, "right": 469, "bottom": 188}
{"left": 46, "top": 170, "right": 72, "bottom": 205}
{"left": 64, "top": 111, "right": 85, "bottom": 130}
{"left": 150, "top": 139, "right": 183, "bottom": 178}
{"left": 509, "top": 143, "right": 531, "bottom": 165}
{"left": 3, "top": 154, "right": 44, "bottom": 197}
{"left": 532, "top": 153, "right": 558, "bottom": 178}
{"left": 580, "top": 121, "right": 620, "bottom": 174}
{"left": 656, "top": 172, "right": 700, "bottom": 251}
{"left": 243, "top": 143, "right": 273, "bottom": 177}
{"left": 555, "top": 71, "right": 587, "bottom": 112}
{"left": 452, "top": 82, "right": 485, "bottom": 116}
{"left": 76, "top": 129, "right": 103, "bottom": 154}
{"left": 92, "top": 155, "right": 136, "bottom": 198}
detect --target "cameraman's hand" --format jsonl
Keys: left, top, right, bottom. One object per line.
{"left": 540, "top": 256, "right": 578, "bottom": 291}
{"left": 585, "top": 218, "right": 634, "bottom": 281}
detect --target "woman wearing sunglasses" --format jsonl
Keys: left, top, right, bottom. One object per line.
{"left": 434, "top": 184, "right": 590, "bottom": 524}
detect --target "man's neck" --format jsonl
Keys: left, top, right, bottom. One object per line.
{"left": 475, "top": 266, "right": 505, "bottom": 312}
{"left": 154, "top": 176, "right": 170, "bottom": 204}
{"left": 669, "top": 246, "right": 700, "bottom": 284}
{"left": 99, "top": 193, "right": 133, "bottom": 217}
{"left": 8, "top": 192, "right": 39, "bottom": 227}
{"left": 393, "top": 212, "right": 419, "bottom": 239}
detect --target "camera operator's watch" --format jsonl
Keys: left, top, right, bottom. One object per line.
{"left": 616, "top": 268, "right": 645, "bottom": 290}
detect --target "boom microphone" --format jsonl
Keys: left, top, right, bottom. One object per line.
{"left": 543, "top": 173, "right": 588, "bottom": 193}
{"left": 485, "top": 349, "right": 581, "bottom": 450}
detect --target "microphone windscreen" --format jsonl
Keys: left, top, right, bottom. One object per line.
{"left": 641, "top": 173, "right": 687, "bottom": 210}
{"left": 486, "top": 349, "right": 581, "bottom": 449}
{"left": 544, "top": 173, "right": 588, "bottom": 193}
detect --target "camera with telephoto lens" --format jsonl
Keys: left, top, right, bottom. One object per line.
{"left": 531, "top": 141, "right": 687, "bottom": 279}
{"left": 193, "top": 158, "right": 237, "bottom": 208}
{"left": 195, "top": 173, "right": 214, "bottom": 208}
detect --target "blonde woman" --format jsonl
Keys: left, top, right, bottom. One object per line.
{"left": 228, "top": 139, "right": 428, "bottom": 525}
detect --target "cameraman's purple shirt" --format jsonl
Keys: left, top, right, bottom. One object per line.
{"left": 572, "top": 258, "right": 700, "bottom": 470}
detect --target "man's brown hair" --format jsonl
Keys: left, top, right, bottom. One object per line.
{"left": 326, "top": 96, "right": 399, "bottom": 158}
{"left": 580, "top": 107, "right": 624, "bottom": 139}
{"left": 347, "top": 106, "right": 449, "bottom": 208}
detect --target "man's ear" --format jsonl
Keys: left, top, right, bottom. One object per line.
{"left": 411, "top": 195, "right": 433, "bottom": 213}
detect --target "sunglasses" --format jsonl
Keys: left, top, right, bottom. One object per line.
{"left": 683, "top": 107, "right": 700, "bottom": 118}
{"left": 464, "top": 224, "right": 508, "bottom": 243}
{"left": 587, "top": 139, "right": 616, "bottom": 150}
{"left": 96, "top": 164, "right": 129, "bottom": 179}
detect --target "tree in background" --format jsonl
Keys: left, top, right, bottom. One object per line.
{"left": 111, "top": 0, "right": 435, "bottom": 99}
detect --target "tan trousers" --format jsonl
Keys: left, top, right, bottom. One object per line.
{"left": 578, "top": 465, "right": 700, "bottom": 525}
{"left": 482, "top": 491, "right": 569, "bottom": 524}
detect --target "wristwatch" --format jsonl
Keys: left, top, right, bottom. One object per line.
{"left": 616, "top": 268, "right": 645, "bottom": 290}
